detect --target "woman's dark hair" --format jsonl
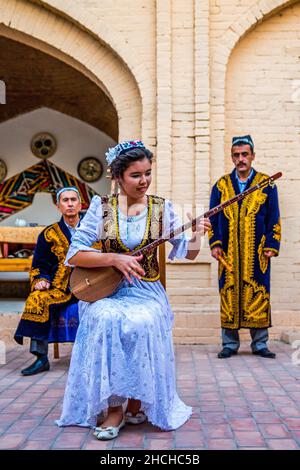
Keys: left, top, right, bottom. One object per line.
{"left": 110, "top": 147, "right": 153, "bottom": 179}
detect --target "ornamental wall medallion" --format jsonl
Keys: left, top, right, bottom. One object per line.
{"left": 77, "top": 157, "right": 103, "bottom": 182}
{"left": 31, "top": 132, "right": 57, "bottom": 159}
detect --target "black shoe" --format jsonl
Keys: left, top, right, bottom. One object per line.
{"left": 217, "top": 347, "right": 238, "bottom": 359}
{"left": 21, "top": 356, "right": 50, "bottom": 376}
{"left": 252, "top": 348, "right": 276, "bottom": 359}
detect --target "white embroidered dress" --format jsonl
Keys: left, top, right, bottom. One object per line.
{"left": 56, "top": 195, "right": 192, "bottom": 430}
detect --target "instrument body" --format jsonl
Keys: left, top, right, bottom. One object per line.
{"left": 70, "top": 266, "right": 123, "bottom": 303}
{"left": 70, "top": 172, "right": 282, "bottom": 302}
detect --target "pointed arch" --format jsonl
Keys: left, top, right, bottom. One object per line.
{"left": 0, "top": 0, "right": 143, "bottom": 139}
{"left": 210, "top": 0, "right": 299, "bottom": 178}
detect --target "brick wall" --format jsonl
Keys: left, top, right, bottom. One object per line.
{"left": 0, "top": 0, "right": 299, "bottom": 343}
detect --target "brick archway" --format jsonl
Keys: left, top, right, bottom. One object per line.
{"left": 210, "top": 0, "right": 299, "bottom": 179}
{"left": 29, "top": 0, "right": 152, "bottom": 97}
{"left": 0, "top": 0, "right": 143, "bottom": 140}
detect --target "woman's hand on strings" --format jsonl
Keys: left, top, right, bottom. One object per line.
{"left": 112, "top": 253, "right": 145, "bottom": 283}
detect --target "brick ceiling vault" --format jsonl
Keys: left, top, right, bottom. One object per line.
{"left": 0, "top": 36, "right": 118, "bottom": 140}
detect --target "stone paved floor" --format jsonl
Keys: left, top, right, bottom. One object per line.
{"left": 0, "top": 341, "right": 300, "bottom": 450}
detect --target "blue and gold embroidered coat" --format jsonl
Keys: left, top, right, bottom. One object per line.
{"left": 209, "top": 169, "right": 281, "bottom": 330}
{"left": 14, "top": 218, "right": 78, "bottom": 344}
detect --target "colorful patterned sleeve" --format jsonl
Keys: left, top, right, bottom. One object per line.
{"left": 209, "top": 182, "right": 223, "bottom": 250}
{"left": 264, "top": 184, "right": 281, "bottom": 256}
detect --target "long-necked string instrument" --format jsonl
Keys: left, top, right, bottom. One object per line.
{"left": 70, "top": 172, "right": 282, "bottom": 302}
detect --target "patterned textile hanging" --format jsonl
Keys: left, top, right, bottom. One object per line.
{"left": 0, "top": 160, "right": 98, "bottom": 221}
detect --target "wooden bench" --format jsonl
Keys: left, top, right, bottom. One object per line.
{"left": 0, "top": 258, "right": 32, "bottom": 272}
{"left": 0, "top": 226, "right": 44, "bottom": 267}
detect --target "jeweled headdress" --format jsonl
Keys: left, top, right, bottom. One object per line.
{"left": 105, "top": 140, "right": 145, "bottom": 166}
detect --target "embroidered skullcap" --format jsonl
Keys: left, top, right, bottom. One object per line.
{"left": 232, "top": 134, "right": 254, "bottom": 150}
{"left": 56, "top": 186, "right": 81, "bottom": 203}
{"left": 105, "top": 140, "right": 146, "bottom": 166}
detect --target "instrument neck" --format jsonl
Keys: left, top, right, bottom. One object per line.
{"left": 132, "top": 173, "right": 281, "bottom": 257}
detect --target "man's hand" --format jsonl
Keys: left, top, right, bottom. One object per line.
{"left": 211, "top": 246, "right": 223, "bottom": 260}
{"left": 264, "top": 250, "right": 276, "bottom": 258}
{"left": 34, "top": 280, "right": 51, "bottom": 291}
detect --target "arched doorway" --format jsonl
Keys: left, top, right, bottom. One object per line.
{"left": 225, "top": 2, "right": 300, "bottom": 320}
{"left": 0, "top": 0, "right": 143, "bottom": 299}
{"left": 0, "top": 34, "right": 118, "bottom": 225}
{"left": 0, "top": 0, "right": 144, "bottom": 222}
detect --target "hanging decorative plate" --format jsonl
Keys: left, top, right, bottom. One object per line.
{"left": 77, "top": 157, "right": 103, "bottom": 182}
{"left": 31, "top": 132, "right": 57, "bottom": 159}
{"left": 0, "top": 159, "right": 7, "bottom": 182}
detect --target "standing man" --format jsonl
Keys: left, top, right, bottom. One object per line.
{"left": 14, "top": 187, "right": 82, "bottom": 375}
{"left": 209, "top": 135, "right": 281, "bottom": 359}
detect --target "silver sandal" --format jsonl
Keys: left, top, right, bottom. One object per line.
{"left": 93, "top": 417, "right": 125, "bottom": 440}
{"left": 125, "top": 411, "right": 147, "bottom": 424}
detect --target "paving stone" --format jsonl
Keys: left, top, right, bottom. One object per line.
{"left": 0, "top": 343, "right": 299, "bottom": 450}
{"left": 266, "top": 439, "right": 299, "bottom": 450}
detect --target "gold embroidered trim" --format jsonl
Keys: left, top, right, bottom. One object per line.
{"left": 45, "top": 224, "right": 71, "bottom": 292}
{"left": 21, "top": 223, "right": 72, "bottom": 323}
{"left": 208, "top": 228, "right": 214, "bottom": 240}
{"left": 258, "top": 235, "right": 268, "bottom": 274}
{"left": 240, "top": 173, "right": 268, "bottom": 281}
{"left": 21, "top": 289, "right": 72, "bottom": 323}
{"left": 101, "top": 195, "right": 163, "bottom": 282}
{"left": 218, "top": 175, "right": 239, "bottom": 329}
{"left": 30, "top": 267, "right": 40, "bottom": 290}
{"left": 114, "top": 195, "right": 152, "bottom": 253}
{"left": 92, "top": 241, "right": 102, "bottom": 250}
{"left": 218, "top": 173, "right": 272, "bottom": 329}
{"left": 273, "top": 220, "right": 281, "bottom": 242}
{"left": 239, "top": 173, "right": 271, "bottom": 328}
{"left": 242, "top": 280, "right": 270, "bottom": 326}
{"left": 210, "top": 240, "right": 222, "bottom": 249}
